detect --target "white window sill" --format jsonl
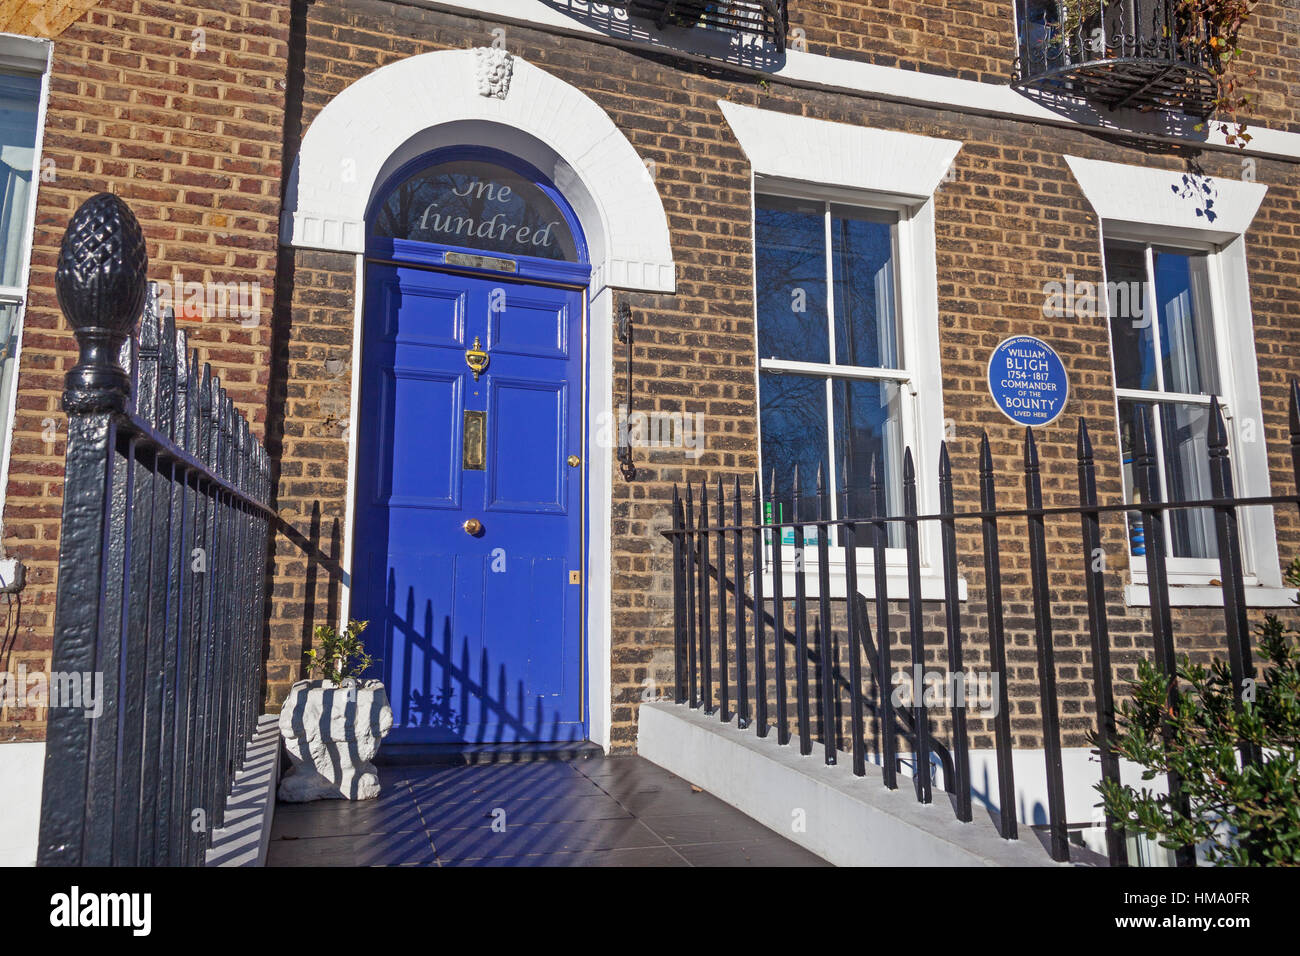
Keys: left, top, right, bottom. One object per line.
{"left": 1124, "top": 583, "right": 1297, "bottom": 608}
{"left": 758, "top": 570, "right": 967, "bottom": 603}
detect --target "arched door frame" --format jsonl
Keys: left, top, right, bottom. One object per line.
{"left": 282, "top": 49, "right": 676, "bottom": 750}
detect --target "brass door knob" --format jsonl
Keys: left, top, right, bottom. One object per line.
{"left": 463, "top": 518, "right": 483, "bottom": 535}
{"left": 567, "top": 455, "right": 581, "bottom": 467}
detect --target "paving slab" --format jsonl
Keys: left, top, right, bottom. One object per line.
{"left": 266, "top": 755, "right": 827, "bottom": 867}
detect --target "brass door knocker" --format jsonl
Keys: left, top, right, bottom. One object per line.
{"left": 465, "top": 336, "right": 489, "bottom": 381}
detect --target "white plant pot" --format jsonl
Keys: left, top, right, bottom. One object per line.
{"left": 277, "top": 679, "right": 394, "bottom": 802}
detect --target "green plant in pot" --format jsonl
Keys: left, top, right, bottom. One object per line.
{"left": 278, "top": 620, "right": 394, "bottom": 802}
{"left": 305, "top": 619, "right": 377, "bottom": 685}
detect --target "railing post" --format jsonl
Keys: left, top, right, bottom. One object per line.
{"left": 155, "top": 302, "right": 181, "bottom": 868}
{"left": 841, "top": 458, "right": 866, "bottom": 778}
{"left": 671, "top": 485, "right": 687, "bottom": 704}
{"left": 698, "top": 481, "right": 713, "bottom": 714}
{"left": 902, "top": 449, "right": 930, "bottom": 803}
{"left": 1206, "top": 397, "right": 1259, "bottom": 769}
{"left": 1289, "top": 381, "right": 1300, "bottom": 516}
{"left": 869, "top": 455, "right": 898, "bottom": 790}
{"left": 791, "top": 466, "right": 812, "bottom": 755}
{"left": 715, "top": 477, "right": 729, "bottom": 722}
{"left": 1132, "top": 404, "right": 1196, "bottom": 867}
{"left": 685, "top": 483, "right": 698, "bottom": 708}
{"left": 168, "top": 331, "right": 197, "bottom": 868}
{"left": 751, "top": 473, "right": 768, "bottom": 736}
{"left": 1023, "top": 427, "right": 1068, "bottom": 862}
{"left": 38, "top": 193, "right": 150, "bottom": 868}
{"left": 769, "top": 471, "right": 790, "bottom": 745}
{"left": 1077, "top": 420, "right": 1127, "bottom": 867}
{"left": 979, "top": 433, "right": 1017, "bottom": 840}
{"left": 938, "top": 443, "right": 971, "bottom": 821}
{"left": 732, "top": 476, "right": 750, "bottom": 728}
{"left": 816, "top": 464, "right": 836, "bottom": 765}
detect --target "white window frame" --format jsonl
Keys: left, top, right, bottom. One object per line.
{"left": 718, "top": 103, "right": 961, "bottom": 600}
{"left": 1099, "top": 224, "right": 1291, "bottom": 608}
{"left": 1106, "top": 236, "right": 1239, "bottom": 579}
{"left": 750, "top": 177, "right": 958, "bottom": 601}
{"left": 0, "top": 33, "right": 52, "bottom": 524}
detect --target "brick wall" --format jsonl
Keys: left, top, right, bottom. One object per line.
{"left": 262, "top": 1, "right": 1300, "bottom": 753}
{"left": 3, "top": 0, "right": 1295, "bottom": 749}
{"left": 0, "top": 0, "right": 290, "bottom": 743}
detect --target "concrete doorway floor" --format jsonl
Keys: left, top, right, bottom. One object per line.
{"left": 267, "top": 755, "right": 828, "bottom": 866}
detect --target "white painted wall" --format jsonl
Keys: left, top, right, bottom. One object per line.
{"left": 639, "top": 702, "right": 1060, "bottom": 866}
{"left": 0, "top": 742, "right": 43, "bottom": 866}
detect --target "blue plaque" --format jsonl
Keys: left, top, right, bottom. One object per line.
{"left": 987, "top": 335, "right": 1069, "bottom": 427}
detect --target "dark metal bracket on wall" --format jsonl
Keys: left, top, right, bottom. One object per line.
{"left": 616, "top": 301, "right": 636, "bottom": 481}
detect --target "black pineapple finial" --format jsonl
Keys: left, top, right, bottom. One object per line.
{"left": 57, "top": 192, "right": 149, "bottom": 413}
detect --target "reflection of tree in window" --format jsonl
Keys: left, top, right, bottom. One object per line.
{"left": 755, "top": 196, "right": 906, "bottom": 547}
{"left": 755, "top": 196, "right": 827, "bottom": 365}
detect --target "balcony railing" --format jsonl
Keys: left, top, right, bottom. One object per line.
{"left": 1013, "top": 0, "right": 1219, "bottom": 118}
{"left": 620, "top": 1, "right": 789, "bottom": 51}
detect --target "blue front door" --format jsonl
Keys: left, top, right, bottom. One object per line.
{"left": 353, "top": 262, "right": 586, "bottom": 744}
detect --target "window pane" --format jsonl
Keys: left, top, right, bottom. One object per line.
{"left": 1016, "top": 0, "right": 1059, "bottom": 68}
{"left": 0, "top": 71, "right": 41, "bottom": 287}
{"left": 1118, "top": 399, "right": 1217, "bottom": 561}
{"left": 755, "top": 195, "right": 829, "bottom": 365}
{"left": 759, "top": 371, "right": 827, "bottom": 527}
{"left": 1104, "top": 241, "right": 1156, "bottom": 391}
{"left": 831, "top": 205, "right": 901, "bottom": 369}
{"left": 833, "top": 377, "right": 904, "bottom": 547}
{"left": 371, "top": 158, "right": 579, "bottom": 261}
{"left": 1154, "top": 249, "right": 1219, "bottom": 396}
{"left": 1159, "top": 401, "right": 1217, "bottom": 559}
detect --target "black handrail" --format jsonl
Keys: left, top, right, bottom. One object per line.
{"left": 37, "top": 194, "right": 272, "bottom": 867}
{"left": 664, "top": 383, "right": 1300, "bottom": 866}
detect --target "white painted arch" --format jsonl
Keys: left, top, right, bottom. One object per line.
{"left": 281, "top": 47, "right": 676, "bottom": 294}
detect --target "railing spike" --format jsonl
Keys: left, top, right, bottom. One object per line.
{"left": 1208, "top": 395, "right": 1228, "bottom": 453}
{"left": 1023, "top": 425, "right": 1039, "bottom": 470}
{"left": 1290, "top": 379, "right": 1300, "bottom": 500}
{"left": 1132, "top": 403, "right": 1153, "bottom": 462}
{"left": 1289, "top": 378, "right": 1300, "bottom": 438}
{"left": 938, "top": 440, "right": 951, "bottom": 479}
{"left": 1077, "top": 417, "right": 1093, "bottom": 462}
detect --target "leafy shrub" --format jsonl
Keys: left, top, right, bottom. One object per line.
{"left": 1095, "top": 558, "right": 1300, "bottom": 866}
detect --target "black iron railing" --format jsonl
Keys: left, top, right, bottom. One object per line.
{"left": 37, "top": 194, "right": 273, "bottom": 867}
{"left": 663, "top": 387, "right": 1300, "bottom": 865}
{"left": 1012, "top": 0, "right": 1219, "bottom": 117}
{"left": 621, "top": 1, "right": 789, "bottom": 51}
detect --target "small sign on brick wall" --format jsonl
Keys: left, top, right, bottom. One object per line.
{"left": 987, "top": 335, "right": 1069, "bottom": 428}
